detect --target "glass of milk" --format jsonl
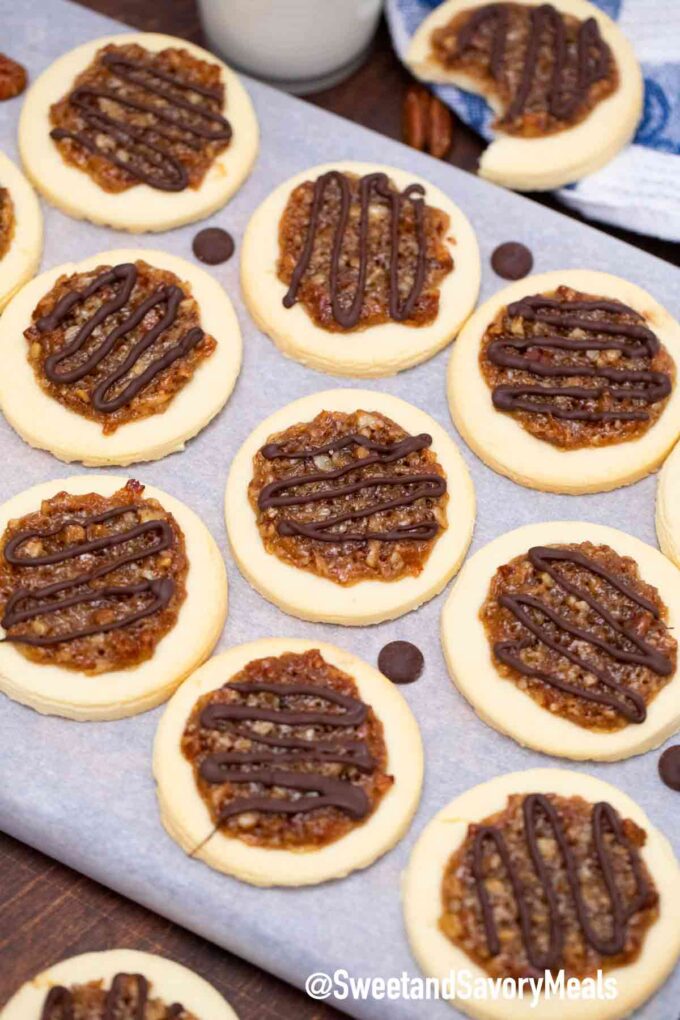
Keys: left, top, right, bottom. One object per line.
{"left": 197, "top": 0, "right": 385, "bottom": 94}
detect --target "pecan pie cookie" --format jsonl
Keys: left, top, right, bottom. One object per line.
{"left": 0, "top": 150, "right": 42, "bottom": 311}
{"left": 656, "top": 440, "right": 680, "bottom": 570}
{"left": 1, "top": 949, "right": 238, "bottom": 1019}
{"left": 241, "top": 161, "right": 480, "bottom": 376}
{"left": 0, "top": 248, "right": 241, "bottom": 466}
{"left": 406, "top": 0, "right": 643, "bottom": 191}
{"left": 448, "top": 270, "right": 680, "bottom": 493}
{"left": 0, "top": 475, "right": 227, "bottom": 720}
{"left": 403, "top": 769, "right": 680, "bottom": 1020}
{"left": 18, "top": 33, "right": 259, "bottom": 231}
{"left": 225, "top": 389, "right": 475, "bottom": 624}
{"left": 153, "top": 638, "right": 423, "bottom": 886}
{"left": 441, "top": 521, "right": 680, "bottom": 760}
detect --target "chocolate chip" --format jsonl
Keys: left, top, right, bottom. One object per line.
{"left": 378, "top": 641, "right": 424, "bottom": 684}
{"left": 490, "top": 241, "right": 534, "bottom": 280}
{"left": 192, "top": 227, "right": 235, "bottom": 265}
{"left": 658, "top": 746, "right": 680, "bottom": 791}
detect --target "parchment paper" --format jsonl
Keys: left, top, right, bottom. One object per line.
{"left": 0, "top": 3, "right": 678, "bottom": 1018}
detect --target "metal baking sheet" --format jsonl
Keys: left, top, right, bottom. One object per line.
{"left": 0, "top": 2, "right": 678, "bottom": 1017}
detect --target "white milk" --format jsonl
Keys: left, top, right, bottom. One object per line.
{"left": 198, "top": 0, "right": 385, "bottom": 93}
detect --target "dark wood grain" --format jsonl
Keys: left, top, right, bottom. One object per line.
{"left": 2, "top": 0, "right": 677, "bottom": 1015}
{"left": 0, "top": 832, "right": 340, "bottom": 1018}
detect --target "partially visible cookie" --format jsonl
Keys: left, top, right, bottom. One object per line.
{"left": 448, "top": 269, "right": 680, "bottom": 493}
{"left": 0, "top": 475, "right": 227, "bottom": 721}
{"left": 406, "top": 0, "right": 643, "bottom": 191}
{"left": 1, "top": 948, "right": 238, "bottom": 1019}
{"left": 403, "top": 768, "right": 680, "bottom": 1020}
{"left": 225, "top": 389, "right": 475, "bottom": 624}
{"left": 656, "top": 440, "right": 680, "bottom": 568}
{"left": 0, "top": 150, "right": 42, "bottom": 312}
{"left": 241, "top": 161, "right": 480, "bottom": 377}
{"left": 19, "top": 33, "right": 259, "bottom": 232}
{"left": 153, "top": 638, "right": 423, "bottom": 886}
{"left": 0, "top": 248, "right": 241, "bottom": 466}
{"left": 441, "top": 521, "right": 680, "bottom": 760}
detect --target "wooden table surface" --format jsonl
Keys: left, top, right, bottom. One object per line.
{"left": 1, "top": 1, "right": 677, "bottom": 1016}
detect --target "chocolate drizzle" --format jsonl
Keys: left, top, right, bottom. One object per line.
{"left": 199, "top": 679, "right": 376, "bottom": 821}
{"left": 103, "top": 974, "right": 148, "bottom": 1020}
{"left": 493, "top": 546, "right": 673, "bottom": 723}
{"left": 472, "top": 794, "right": 652, "bottom": 968}
{"left": 282, "top": 170, "right": 428, "bottom": 327}
{"left": 258, "top": 431, "right": 446, "bottom": 542}
{"left": 41, "top": 987, "right": 74, "bottom": 1020}
{"left": 51, "top": 49, "right": 231, "bottom": 191}
{"left": 454, "top": 3, "right": 611, "bottom": 125}
{"left": 36, "top": 262, "right": 205, "bottom": 414}
{"left": 488, "top": 293, "right": 671, "bottom": 423}
{"left": 40, "top": 974, "right": 155, "bottom": 1020}
{"left": 1, "top": 503, "right": 175, "bottom": 647}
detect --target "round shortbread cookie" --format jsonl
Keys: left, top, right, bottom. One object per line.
{"left": 440, "top": 521, "right": 680, "bottom": 760}
{"left": 0, "top": 474, "right": 227, "bottom": 721}
{"left": 403, "top": 768, "right": 680, "bottom": 1020}
{"left": 153, "top": 637, "right": 423, "bottom": 886}
{"left": 448, "top": 269, "right": 680, "bottom": 494}
{"left": 225, "top": 389, "right": 476, "bottom": 625}
{"left": 0, "top": 150, "right": 43, "bottom": 312}
{"left": 241, "top": 161, "right": 480, "bottom": 377}
{"left": 0, "top": 248, "right": 242, "bottom": 466}
{"left": 406, "top": 0, "right": 643, "bottom": 191}
{"left": 656, "top": 440, "right": 680, "bottom": 568}
{"left": 19, "top": 33, "right": 259, "bottom": 232}
{"left": 0, "top": 948, "right": 238, "bottom": 1019}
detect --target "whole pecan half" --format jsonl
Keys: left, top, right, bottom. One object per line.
{"left": 0, "top": 53, "right": 27, "bottom": 101}
{"left": 402, "top": 85, "right": 453, "bottom": 160}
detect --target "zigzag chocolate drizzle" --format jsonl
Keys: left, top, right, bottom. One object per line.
{"left": 51, "top": 50, "right": 231, "bottom": 191}
{"left": 1, "top": 503, "right": 175, "bottom": 647}
{"left": 41, "top": 987, "right": 74, "bottom": 1020}
{"left": 199, "top": 679, "right": 376, "bottom": 821}
{"left": 493, "top": 546, "right": 673, "bottom": 723}
{"left": 453, "top": 3, "right": 611, "bottom": 124}
{"left": 258, "top": 431, "right": 446, "bottom": 542}
{"left": 282, "top": 170, "right": 428, "bottom": 327}
{"left": 36, "top": 262, "right": 205, "bottom": 413}
{"left": 488, "top": 293, "right": 671, "bottom": 422}
{"left": 472, "top": 794, "right": 652, "bottom": 968}
{"left": 103, "top": 974, "right": 148, "bottom": 1020}
{"left": 40, "top": 973, "right": 171, "bottom": 1020}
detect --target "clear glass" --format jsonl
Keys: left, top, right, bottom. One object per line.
{"left": 198, "top": 0, "right": 384, "bottom": 94}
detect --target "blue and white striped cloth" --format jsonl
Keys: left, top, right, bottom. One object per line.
{"left": 386, "top": 0, "right": 680, "bottom": 241}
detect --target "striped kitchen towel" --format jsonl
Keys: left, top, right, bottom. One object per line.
{"left": 386, "top": 0, "right": 680, "bottom": 241}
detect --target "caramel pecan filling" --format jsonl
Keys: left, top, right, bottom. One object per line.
{"left": 0, "top": 480, "right": 187, "bottom": 673}
{"left": 430, "top": 2, "right": 618, "bottom": 137}
{"left": 278, "top": 170, "right": 453, "bottom": 331}
{"left": 440, "top": 792, "right": 658, "bottom": 981}
{"left": 479, "top": 286, "right": 674, "bottom": 449}
{"left": 24, "top": 260, "right": 216, "bottom": 434}
{"left": 480, "top": 542, "right": 676, "bottom": 730}
{"left": 181, "top": 649, "right": 393, "bottom": 850}
{"left": 49, "top": 43, "right": 231, "bottom": 193}
{"left": 0, "top": 185, "right": 15, "bottom": 260}
{"left": 40, "top": 973, "right": 196, "bottom": 1020}
{"left": 248, "top": 409, "right": 448, "bottom": 585}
